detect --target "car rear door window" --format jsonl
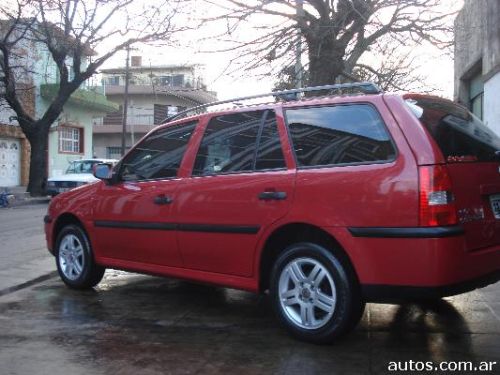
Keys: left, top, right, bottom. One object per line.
{"left": 255, "top": 112, "right": 286, "bottom": 170}
{"left": 285, "top": 104, "right": 396, "bottom": 167}
{"left": 120, "top": 121, "right": 197, "bottom": 181}
{"left": 192, "top": 110, "right": 285, "bottom": 176}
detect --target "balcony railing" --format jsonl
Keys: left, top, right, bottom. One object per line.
{"left": 104, "top": 76, "right": 207, "bottom": 91}
{"left": 94, "top": 114, "right": 157, "bottom": 126}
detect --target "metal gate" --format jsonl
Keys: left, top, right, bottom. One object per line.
{"left": 0, "top": 138, "right": 21, "bottom": 187}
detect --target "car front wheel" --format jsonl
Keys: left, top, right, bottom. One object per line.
{"left": 270, "top": 242, "right": 364, "bottom": 344}
{"left": 55, "top": 224, "right": 105, "bottom": 289}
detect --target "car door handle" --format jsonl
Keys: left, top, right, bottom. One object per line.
{"left": 258, "top": 191, "right": 287, "bottom": 201}
{"left": 154, "top": 195, "right": 173, "bottom": 205}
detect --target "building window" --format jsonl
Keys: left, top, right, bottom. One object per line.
{"left": 156, "top": 75, "right": 185, "bottom": 87}
{"left": 106, "top": 146, "right": 124, "bottom": 159}
{"left": 172, "top": 74, "right": 184, "bottom": 87}
{"left": 154, "top": 104, "right": 169, "bottom": 124}
{"left": 59, "top": 126, "right": 83, "bottom": 154}
{"left": 158, "top": 76, "right": 172, "bottom": 86}
{"left": 107, "top": 76, "right": 120, "bottom": 86}
{"left": 469, "top": 74, "right": 484, "bottom": 120}
{"left": 153, "top": 105, "right": 187, "bottom": 124}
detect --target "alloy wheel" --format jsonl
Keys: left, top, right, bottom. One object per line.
{"left": 58, "top": 234, "right": 85, "bottom": 280}
{"left": 278, "top": 257, "right": 337, "bottom": 330}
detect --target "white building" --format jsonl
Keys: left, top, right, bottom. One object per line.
{"left": 94, "top": 57, "right": 217, "bottom": 159}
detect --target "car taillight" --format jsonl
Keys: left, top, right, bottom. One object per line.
{"left": 419, "top": 165, "right": 457, "bottom": 226}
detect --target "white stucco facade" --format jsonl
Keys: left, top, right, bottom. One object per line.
{"left": 484, "top": 73, "right": 500, "bottom": 135}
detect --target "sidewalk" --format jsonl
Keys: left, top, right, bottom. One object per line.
{"left": 0, "top": 185, "right": 50, "bottom": 207}
{"left": 0, "top": 203, "right": 56, "bottom": 295}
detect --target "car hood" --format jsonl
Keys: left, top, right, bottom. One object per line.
{"left": 47, "top": 173, "right": 98, "bottom": 183}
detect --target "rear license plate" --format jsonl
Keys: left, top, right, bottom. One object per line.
{"left": 490, "top": 194, "right": 500, "bottom": 219}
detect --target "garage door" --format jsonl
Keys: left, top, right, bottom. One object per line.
{"left": 0, "top": 138, "right": 21, "bottom": 187}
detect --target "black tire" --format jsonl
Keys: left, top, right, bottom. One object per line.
{"left": 55, "top": 224, "right": 105, "bottom": 289}
{"left": 270, "top": 242, "right": 364, "bottom": 344}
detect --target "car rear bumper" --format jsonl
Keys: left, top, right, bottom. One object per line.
{"left": 325, "top": 226, "right": 500, "bottom": 301}
{"left": 361, "top": 270, "right": 500, "bottom": 302}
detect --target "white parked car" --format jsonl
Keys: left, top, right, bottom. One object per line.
{"left": 46, "top": 159, "right": 118, "bottom": 196}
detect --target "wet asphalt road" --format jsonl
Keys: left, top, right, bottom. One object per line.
{"left": 0, "top": 270, "right": 499, "bottom": 375}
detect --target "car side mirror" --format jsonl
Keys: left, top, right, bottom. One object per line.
{"left": 93, "top": 163, "right": 113, "bottom": 182}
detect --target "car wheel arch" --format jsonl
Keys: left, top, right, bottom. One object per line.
{"left": 257, "top": 222, "right": 359, "bottom": 293}
{"left": 53, "top": 212, "right": 88, "bottom": 248}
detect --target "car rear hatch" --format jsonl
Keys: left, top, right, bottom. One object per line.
{"left": 405, "top": 95, "right": 500, "bottom": 251}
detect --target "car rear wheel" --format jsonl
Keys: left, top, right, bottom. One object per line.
{"left": 270, "top": 242, "right": 364, "bottom": 344}
{"left": 55, "top": 224, "right": 105, "bottom": 289}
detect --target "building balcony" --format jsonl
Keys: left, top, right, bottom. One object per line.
{"left": 96, "top": 114, "right": 158, "bottom": 126}
{"left": 40, "top": 84, "right": 119, "bottom": 113}
{"left": 93, "top": 123, "right": 156, "bottom": 135}
{"left": 103, "top": 85, "right": 217, "bottom": 104}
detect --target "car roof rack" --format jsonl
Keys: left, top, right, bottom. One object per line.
{"left": 163, "top": 81, "right": 381, "bottom": 123}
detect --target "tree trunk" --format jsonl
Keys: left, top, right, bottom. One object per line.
{"left": 26, "top": 129, "right": 49, "bottom": 197}
{"left": 307, "top": 37, "right": 346, "bottom": 87}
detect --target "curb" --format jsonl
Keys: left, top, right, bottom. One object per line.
{"left": 3, "top": 198, "right": 50, "bottom": 208}
{"left": 0, "top": 271, "right": 58, "bottom": 297}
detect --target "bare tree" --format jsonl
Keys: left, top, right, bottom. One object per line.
{"left": 200, "top": 0, "right": 457, "bottom": 90}
{"left": 273, "top": 42, "right": 435, "bottom": 93}
{"left": 0, "top": 0, "right": 185, "bottom": 195}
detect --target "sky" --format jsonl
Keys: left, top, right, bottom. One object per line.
{"left": 98, "top": 0, "right": 464, "bottom": 101}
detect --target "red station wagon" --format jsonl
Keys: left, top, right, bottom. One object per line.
{"left": 44, "top": 82, "right": 500, "bottom": 343}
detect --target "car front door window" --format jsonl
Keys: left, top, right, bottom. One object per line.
{"left": 120, "top": 121, "right": 197, "bottom": 181}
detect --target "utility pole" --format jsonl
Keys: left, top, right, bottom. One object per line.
{"left": 121, "top": 45, "right": 130, "bottom": 157}
{"left": 295, "top": 0, "right": 304, "bottom": 89}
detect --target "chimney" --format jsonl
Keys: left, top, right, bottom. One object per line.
{"left": 131, "top": 56, "right": 142, "bottom": 67}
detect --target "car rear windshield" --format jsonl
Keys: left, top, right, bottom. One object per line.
{"left": 405, "top": 97, "right": 500, "bottom": 162}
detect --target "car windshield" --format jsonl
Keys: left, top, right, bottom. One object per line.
{"left": 65, "top": 160, "right": 99, "bottom": 174}
{"left": 405, "top": 96, "right": 500, "bottom": 162}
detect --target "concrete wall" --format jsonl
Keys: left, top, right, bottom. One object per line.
{"left": 93, "top": 133, "right": 145, "bottom": 159}
{"left": 454, "top": 0, "right": 500, "bottom": 134}
{"left": 484, "top": 0, "right": 500, "bottom": 77}
{"left": 93, "top": 133, "right": 123, "bottom": 159}
{"left": 454, "top": 1, "right": 485, "bottom": 105}
{"left": 0, "top": 101, "right": 17, "bottom": 125}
